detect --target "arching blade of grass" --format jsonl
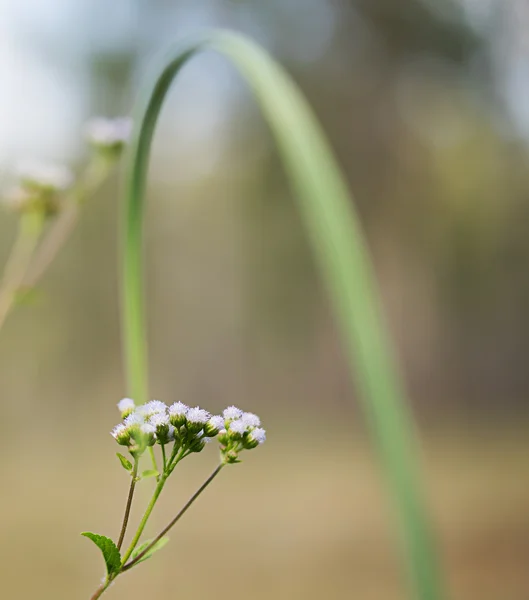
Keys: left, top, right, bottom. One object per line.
{"left": 121, "top": 30, "right": 445, "bottom": 600}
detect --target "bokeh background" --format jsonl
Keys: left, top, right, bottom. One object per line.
{"left": 1, "top": 1, "right": 528, "bottom": 599}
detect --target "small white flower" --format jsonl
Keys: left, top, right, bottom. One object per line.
{"left": 186, "top": 407, "right": 211, "bottom": 424}
{"left": 229, "top": 420, "right": 247, "bottom": 435}
{"left": 209, "top": 415, "right": 225, "bottom": 430}
{"left": 117, "top": 398, "right": 135, "bottom": 413}
{"left": 223, "top": 406, "right": 243, "bottom": 420}
{"left": 241, "top": 412, "right": 261, "bottom": 427}
{"left": 140, "top": 423, "right": 156, "bottom": 435}
{"left": 202, "top": 436, "right": 212, "bottom": 444}
{"left": 137, "top": 400, "right": 166, "bottom": 418}
{"left": 146, "top": 400, "right": 167, "bottom": 413}
{"left": 17, "top": 160, "right": 73, "bottom": 191}
{"left": 124, "top": 412, "right": 144, "bottom": 427}
{"left": 249, "top": 427, "right": 266, "bottom": 445}
{"left": 168, "top": 402, "right": 189, "bottom": 417}
{"left": 167, "top": 425, "right": 176, "bottom": 441}
{"left": 149, "top": 412, "right": 170, "bottom": 427}
{"left": 84, "top": 116, "right": 133, "bottom": 147}
{"left": 111, "top": 423, "right": 127, "bottom": 439}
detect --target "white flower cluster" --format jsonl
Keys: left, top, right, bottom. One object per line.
{"left": 111, "top": 398, "right": 265, "bottom": 462}
{"left": 84, "top": 116, "right": 132, "bottom": 150}
{"left": 3, "top": 160, "right": 74, "bottom": 215}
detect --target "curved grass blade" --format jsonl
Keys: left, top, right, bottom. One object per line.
{"left": 121, "top": 30, "right": 445, "bottom": 600}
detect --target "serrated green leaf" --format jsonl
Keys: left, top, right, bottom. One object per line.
{"left": 141, "top": 469, "right": 159, "bottom": 478}
{"left": 81, "top": 532, "right": 121, "bottom": 576}
{"left": 130, "top": 537, "right": 169, "bottom": 566}
{"left": 116, "top": 453, "right": 133, "bottom": 472}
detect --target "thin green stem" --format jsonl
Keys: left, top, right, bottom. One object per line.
{"left": 161, "top": 444, "right": 167, "bottom": 471}
{"left": 0, "top": 210, "right": 45, "bottom": 331}
{"left": 116, "top": 458, "right": 139, "bottom": 550}
{"left": 123, "top": 463, "right": 224, "bottom": 571}
{"left": 120, "top": 474, "right": 166, "bottom": 566}
{"left": 120, "top": 30, "right": 444, "bottom": 600}
{"left": 118, "top": 446, "right": 185, "bottom": 567}
{"left": 148, "top": 446, "right": 158, "bottom": 473}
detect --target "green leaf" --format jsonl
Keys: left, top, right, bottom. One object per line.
{"left": 81, "top": 532, "right": 121, "bottom": 576}
{"left": 141, "top": 469, "right": 159, "bottom": 478}
{"left": 130, "top": 537, "right": 169, "bottom": 566}
{"left": 116, "top": 453, "right": 133, "bottom": 472}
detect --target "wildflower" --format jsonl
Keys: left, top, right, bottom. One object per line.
{"left": 84, "top": 116, "right": 132, "bottom": 152}
{"left": 204, "top": 415, "right": 224, "bottom": 437}
{"left": 17, "top": 160, "right": 73, "bottom": 192}
{"left": 244, "top": 427, "right": 266, "bottom": 449}
{"left": 241, "top": 412, "right": 260, "bottom": 427}
{"left": 219, "top": 408, "right": 265, "bottom": 464}
{"left": 111, "top": 423, "right": 130, "bottom": 446}
{"left": 149, "top": 412, "right": 173, "bottom": 444}
{"left": 117, "top": 398, "right": 135, "bottom": 418}
{"left": 124, "top": 413, "right": 144, "bottom": 427}
{"left": 137, "top": 400, "right": 167, "bottom": 418}
{"left": 168, "top": 402, "right": 188, "bottom": 427}
{"left": 140, "top": 423, "right": 157, "bottom": 446}
{"left": 188, "top": 433, "right": 212, "bottom": 453}
{"left": 223, "top": 406, "right": 243, "bottom": 421}
{"left": 228, "top": 419, "right": 247, "bottom": 439}
{"left": 186, "top": 407, "right": 211, "bottom": 434}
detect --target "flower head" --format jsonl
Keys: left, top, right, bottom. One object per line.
{"left": 84, "top": 116, "right": 133, "bottom": 150}
{"left": 248, "top": 427, "right": 266, "bottom": 445}
{"left": 204, "top": 414, "right": 225, "bottom": 437}
{"left": 223, "top": 406, "right": 243, "bottom": 421}
{"left": 168, "top": 401, "right": 189, "bottom": 427}
{"left": 117, "top": 398, "right": 135, "bottom": 418}
{"left": 186, "top": 407, "right": 211, "bottom": 424}
{"left": 241, "top": 412, "right": 261, "bottom": 427}
{"left": 124, "top": 412, "right": 144, "bottom": 427}
{"left": 137, "top": 400, "right": 166, "bottom": 419}
{"left": 228, "top": 419, "right": 247, "bottom": 438}
{"left": 111, "top": 423, "right": 130, "bottom": 445}
{"left": 17, "top": 160, "right": 73, "bottom": 192}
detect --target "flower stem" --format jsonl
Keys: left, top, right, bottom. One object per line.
{"left": 23, "top": 157, "right": 116, "bottom": 288}
{"left": 161, "top": 444, "right": 167, "bottom": 471}
{"left": 0, "top": 210, "right": 45, "bottom": 331}
{"left": 123, "top": 463, "right": 224, "bottom": 571}
{"left": 116, "top": 458, "right": 139, "bottom": 550}
{"left": 120, "top": 475, "right": 166, "bottom": 566}
{"left": 89, "top": 581, "right": 111, "bottom": 600}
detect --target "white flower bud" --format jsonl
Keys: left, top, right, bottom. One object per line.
{"left": 84, "top": 116, "right": 132, "bottom": 150}
{"left": 223, "top": 406, "right": 243, "bottom": 421}
{"left": 241, "top": 412, "right": 261, "bottom": 427}
{"left": 168, "top": 402, "right": 189, "bottom": 427}
{"left": 117, "top": 397, "right": 135, "bottom": 418}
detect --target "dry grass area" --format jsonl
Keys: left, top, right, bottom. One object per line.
{"left": 1, "top": 422, "right": 528, "bottom": 599}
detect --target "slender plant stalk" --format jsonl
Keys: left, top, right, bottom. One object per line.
{"left": 120, "top": 30, "right": 445, "bottom": 600}
{"left": 120, "top": 475, "right": 167, "bottom": 566}
{"left": 123, "top": 463, "right": 224, "bottom": 571}
{"left": 23, "top": 157, "right": 116, "bottom": 288}
{"left": 116, "top": 458, "right": 139, "bottom": 550}
{"left": 89, "top": 582, "right": 110, "bottom": 600}
{"left": 0, "top": 211, "right": 45, "bottom": 330}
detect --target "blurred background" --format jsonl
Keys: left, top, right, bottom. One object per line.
{"left": 1, "top": 1, "right": 528, "bottom": 598}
